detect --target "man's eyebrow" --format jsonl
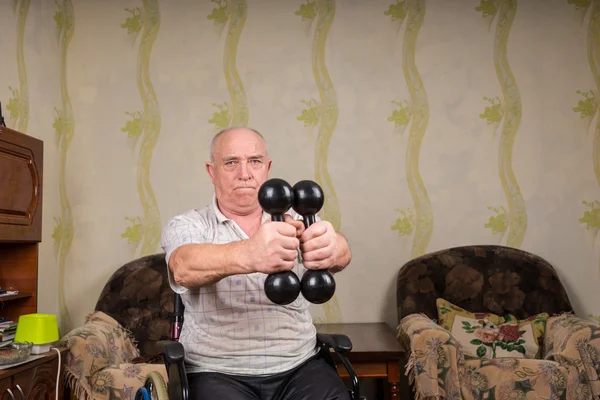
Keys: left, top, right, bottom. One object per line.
{"left": 248, "top": 154, "right": 265, "bottom": 159}
{"left": 222, "top": 155, "right": 240, "bottom": 162}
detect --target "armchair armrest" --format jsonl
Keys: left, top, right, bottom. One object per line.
{"left": 398, "top": 313, "right": 464, "bottom": 400}
{"left": 544, "top": 313, "right": 600, "bottom": 399}
{"left": 60, "top": 311, "right": 140, "bottom": 376}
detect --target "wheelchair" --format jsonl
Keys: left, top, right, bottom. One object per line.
{"left": 135, "top": 293, "right": 365, "bottom": 400}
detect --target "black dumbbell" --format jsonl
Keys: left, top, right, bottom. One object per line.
{"left": 293, "top": 180, "right": 336, "bottom": 304}
{"left": 258, "top": 178, "right": 301, "bottom": 305}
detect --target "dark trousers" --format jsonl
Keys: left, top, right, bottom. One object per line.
{"left": 188, "top": 354, "right": 350, "bottom": 400}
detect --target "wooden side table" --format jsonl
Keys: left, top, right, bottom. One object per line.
{"left": 0, "top": 347, "right": 67, "bottom": 399}
{"left": 316, "top": 322, "right": 404, "bottom": 400}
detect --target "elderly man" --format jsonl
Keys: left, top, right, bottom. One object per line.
{"left": 160, "top": 127, "right": 352, "bottom": 399}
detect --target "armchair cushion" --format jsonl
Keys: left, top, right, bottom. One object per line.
{"left": 459, "top": 358, "right": 567, "bottom": 400}
{"left": 544, "top": 313, "right": 600, "bottom": 400}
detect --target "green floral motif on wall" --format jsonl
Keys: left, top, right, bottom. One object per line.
{"left": 121, "top": 111, "right": 143, "bottom": 139}
{"left": 475, "top": 0, "right": 499, "bottom": 18}
{"left": 295, "top": 0, "right": 317, "bottom": 21}
{"left": 391, "top": 208, "right": 415, "bottom": 237}
{"left": 579, "top": 200, "right": 600, "bottom": 229}
{"left": 568, "top": 0, "right": 591, "bottom": 10}
{"left": 121, "top": 216, "right": 144, "bottom": 245}
{"left": 6, "top": 86, "right": 20, "bottom": 126}
{"left": 121, "top": 7, "right": 142, "bottom": 35}
{"left": 297, "top": 99, "right": 320, "bottom": 128}
{"left": 52, "top": 107, "right": 63, "bottom": 144}
{"left": 479, "top": 96, "right": 504, "bottom": 125}
{"left": 573, "top": 90, "right": 597, "bottom": 119}
{"left": 51, "top": 216, "right": 67, "bottom": 257}
{"left": 387, "top": 100, "right": 411, "bottom": 129}
{"left": 208, "top": 102, "right": 231, "bottom": 129}
{"left": 384, "top": 0, "right": 407, "bottom": 21}
{"left": 208, "top": 0, "right": 229, "bottom": 25}
{"left": 485, "top": 206, "right": 508, "bottom": 234}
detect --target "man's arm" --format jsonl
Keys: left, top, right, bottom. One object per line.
{"left": 168, "top": 242, "right": 251, "bottom": 289}
{"left": 162, "top": 214, "right": 300, "bottom": 291}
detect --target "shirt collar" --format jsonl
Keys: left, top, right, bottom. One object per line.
{"left": 211, "top": 193, "right": 271, "bottom": 224}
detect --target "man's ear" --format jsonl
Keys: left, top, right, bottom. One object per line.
{"left": 266, "top": 158, "right": 272, "bottom": 172}
{"left": 206, "top": 162, "right": 216, "bottom": 182}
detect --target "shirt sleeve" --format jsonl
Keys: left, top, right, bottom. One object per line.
{"left": 160, "top": 210, "right": 210, "bottom": 294}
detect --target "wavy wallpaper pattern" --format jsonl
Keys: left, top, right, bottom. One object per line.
{"left": 295, "top": 0, "right": 343, "bottom": 323}
{"left": 6, "top": 0, "right": 29, "bottom": 132}
{"left": 120, "top": 0, "right": 162, "bottom": 258}
{"left": 573, "top": 0, "right": 600, "bottom": 277}
{"left": 386, "top": 0, "right": 433, "bottom": 259}
{"left": 478, "top": 0, "right": 527, "bottom": 248}
{"left": 51, "top": 0, "right": 75, "bottom": 334}
{"left": 0, "top": 0, "right": 598, "bottom": 330}
{"left": 208, "top": 0, "right": 249, "bottom": 129}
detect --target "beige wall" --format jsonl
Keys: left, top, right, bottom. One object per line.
{"left": 1, "top": 0, "right": 599, "bottom": 335}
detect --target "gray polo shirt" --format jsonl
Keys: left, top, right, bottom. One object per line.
{"left": 160, "top": 195, "right": 317, "bottom": 376}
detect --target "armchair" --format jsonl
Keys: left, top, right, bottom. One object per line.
{"left": 395, "top": 245, "right": 599, "bottom": 400}
{"left": 61, "top": 253, "right": 364, "bottom": 400}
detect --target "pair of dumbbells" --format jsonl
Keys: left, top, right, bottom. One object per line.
{"left": 258, "top": 178, "right": 336, "bottom": 306}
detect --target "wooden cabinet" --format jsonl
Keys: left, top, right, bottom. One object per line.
{"left": 0, "top": 126, "right": 43, "bottom": 243}
{"left": 0, "top": 126, "right": 43, "bottom": 329}
{"left": 0, "top": 348, "right": 66, "bottom": 400}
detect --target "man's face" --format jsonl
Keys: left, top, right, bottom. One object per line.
{"left": 206, "top": 129, "right": 272, "bottom": 215}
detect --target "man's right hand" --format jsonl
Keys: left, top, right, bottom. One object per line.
{"left": 244, "top": 221, "right": 300, "bottom": 274}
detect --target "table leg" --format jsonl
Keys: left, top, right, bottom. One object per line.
{"left": 387, "top": 361, "right": 400, "bottom": 399}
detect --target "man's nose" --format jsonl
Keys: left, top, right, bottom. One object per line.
{"left": 238, "top": 161, "right": 251, "bottom": 180}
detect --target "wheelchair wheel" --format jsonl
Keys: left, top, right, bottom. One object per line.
{"left": 134, "top": 371, "right": 169, "bottom": 400}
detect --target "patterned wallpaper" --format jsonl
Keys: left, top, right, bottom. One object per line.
{"left": 0, "top": 0, "right": 598, "bottom": 334}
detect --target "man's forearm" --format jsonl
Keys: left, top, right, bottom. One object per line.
{"left": 329, "top": 232, "right": 351, "bottom": 273}
{"left": 169, "top": 242, "right": 250, "bottom": 289}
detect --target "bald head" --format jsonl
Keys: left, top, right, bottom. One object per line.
{"left": 210, "top": 127, "right": 268, "bottom": 162}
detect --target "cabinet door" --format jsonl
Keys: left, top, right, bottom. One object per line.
{"left": 13, "top": 358, "right": 59, "bottom": 400}
{"left": 0, "top": 377, "right": 14, "bottom": 400}
{"left": 0, "top": 126, "right": 43, "bottom": 242}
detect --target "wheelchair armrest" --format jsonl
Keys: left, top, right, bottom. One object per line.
{"left": 317, "top": 333, "right": 353, "bottom": 354}
{"left": 157, "top": 340, "right": 185, "bottom": 365}
{"left": 157, "top": 340, "right": 189, "bottom": 400}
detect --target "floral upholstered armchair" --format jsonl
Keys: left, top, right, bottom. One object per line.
{"left": 60, "top": 254, "right": 172, "bottom": 400}
{"left": 396, "top": 245, "right": 600, "bottom": 400}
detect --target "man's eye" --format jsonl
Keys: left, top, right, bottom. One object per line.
{"left": 250, "top": 159, "right": 262, "bottom": 164}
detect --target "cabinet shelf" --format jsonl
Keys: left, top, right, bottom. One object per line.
{"left": 0, "top": 292, "right": 33, "bottom": 302}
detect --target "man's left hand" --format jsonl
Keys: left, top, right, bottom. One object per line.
{"left": 299, "top": 221, "right": 338, "bottom": 270}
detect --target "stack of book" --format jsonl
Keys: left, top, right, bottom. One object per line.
{"left": 0, "top": 321, "right": 17, "bottom": 347}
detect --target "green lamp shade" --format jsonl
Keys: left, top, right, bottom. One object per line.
{"left": 14, "top": 314, "right": 59, "bottom": 345}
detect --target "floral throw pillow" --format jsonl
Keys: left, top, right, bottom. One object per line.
{"left": 436, "top": 298, "right": 505, "bottom": 332}
{"left": 436, "top": 298, "right": 548, "bottom": 359}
